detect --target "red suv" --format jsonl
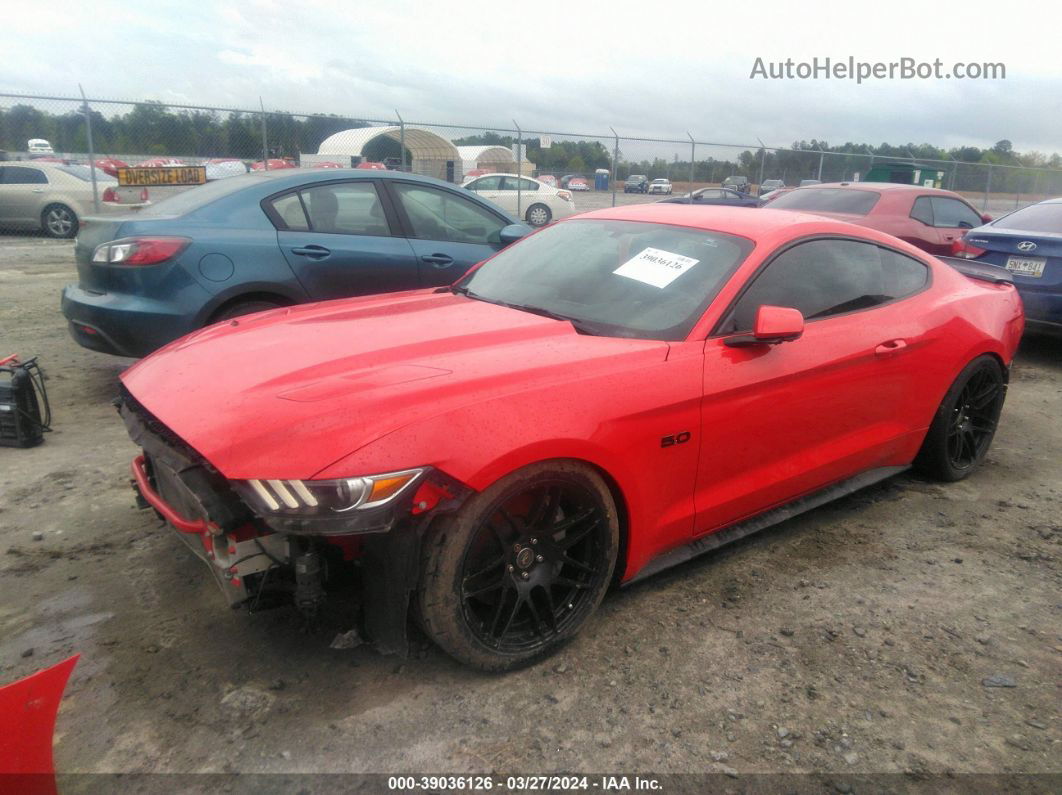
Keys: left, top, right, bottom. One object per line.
{"left": 768, "top": 183, "right": 992, "bottom": 256}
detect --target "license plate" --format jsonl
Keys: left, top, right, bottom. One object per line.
{"left": 1004, "top": 256, "right": 1046, "bottom": 278}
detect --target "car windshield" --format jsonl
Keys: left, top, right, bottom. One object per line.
{"left": 768, "top": 187, "right": 880, "bottom": 215}
{"left": 55, "top": 165, "right": 117, "bottom": 184}
{"left": 652, "top": 179, "right": 667, "bottom": 183}
{"left": 994, "top": 202, "right": 1062, "bottom": 234}
{"left": 456, "top": 219, "right": 753, "bottom": 340}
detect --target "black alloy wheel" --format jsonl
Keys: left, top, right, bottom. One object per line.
{"left": 945, "top": 363, "right": 1004, "bottom": 470}
{"left": 915, "top": 355, "right": 1006, "bottom": 482}
{"left": 417, "top": 462, "right": 618, "bottom": 670}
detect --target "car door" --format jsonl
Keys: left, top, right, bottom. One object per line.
{"left": 0, "top": 165, "right": 49, "bottom": 226}
{"left": 463, "top": 175, "right": 508, "bottom": 213}
{"left": 271, "top": 180, "right": 420, "bottom": 301}
{"left": 385, "top": 180, "right": 511, "bottom": 288}
{"left": 501, "top": 176, "right": 541, "bottom": 220}
{"left": 694, "top": 189, "right": 726, "bottom": 204}
{"left": 929, "top": 196, "right": 986, "bottom": 254}
{"left": 693, "top": 237, "right": 934, "bottom": 536}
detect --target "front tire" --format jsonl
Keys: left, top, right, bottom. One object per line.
{"left": 914, "top": 355, "right": 1006, "bottom": 482}
{"left": 417, "top": 461, "right": 619, "bottom": 671}
{"left": 42, "top": 204, "right": 78, "bottom": 238}
{"left": 525, "top": 203, "right": 552, "bottom": 227}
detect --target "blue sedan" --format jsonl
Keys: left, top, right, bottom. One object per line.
{"left": 959, "top": 197, "right": 1062, "bottom": 332}
{"left": 61, "top": 170, "right": 529, "bottom": 357}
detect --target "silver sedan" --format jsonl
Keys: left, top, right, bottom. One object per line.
{"left": 0, "top": 161, "right": 147, "bottom": 238}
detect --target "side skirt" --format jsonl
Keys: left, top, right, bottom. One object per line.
{"left": 626, "top": 465, "right": 909, "bottom": 585}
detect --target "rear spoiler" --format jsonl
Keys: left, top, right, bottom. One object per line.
{"left": 936, "top": 255, "right": 1014, "bottom": 285}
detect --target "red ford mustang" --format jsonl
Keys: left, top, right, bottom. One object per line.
{"left": 118, "top": 205, "right": 1024, "bottom": 670}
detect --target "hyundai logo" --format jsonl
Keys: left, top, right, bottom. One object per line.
{"left": 1017, "top": 241, "right": 1038, "bottom": 252}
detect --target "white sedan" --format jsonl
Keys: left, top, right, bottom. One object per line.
{"left": 462, "top": 173, "right": 576, "bottom": 227}
{"left": 647, "top": 178, "right": 673, "bottom": 195}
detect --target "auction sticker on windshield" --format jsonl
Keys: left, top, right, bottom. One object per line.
{"left": 613, "top": 247, "right": 699, "bottom": 288}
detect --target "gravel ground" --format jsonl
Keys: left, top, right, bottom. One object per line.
{"left": 0, "top": 234, "right": 1059, "bottom": 787}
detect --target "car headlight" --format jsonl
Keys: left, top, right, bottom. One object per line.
{"left": 237, "top": 469, "right": 425, "bottom": 516}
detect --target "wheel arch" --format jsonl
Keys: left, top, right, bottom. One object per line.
{"left": 199, "top": 288, "right": 299, "bottom": 326}
{"left": 458, "top": 448, "right": 634, "bottom": 585}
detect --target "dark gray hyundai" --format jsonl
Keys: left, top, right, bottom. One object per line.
{"left": 61, "top": 169, "right": 529, "bottom": 357}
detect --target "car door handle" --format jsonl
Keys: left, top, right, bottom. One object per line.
{"left": 421, "top": 254, "right": 454, "bottom": 268}
{"left": 875, "top": 339, "right": 908, "bottom": 357}
{"left": 32, "top": 188, "right": 44, "bottom": 193}
{"left": 290, "top": 245, "right": 330, "bottom": 260}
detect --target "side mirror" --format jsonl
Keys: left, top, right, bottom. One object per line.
{"left": 499, "top": 223, "right": 532, "bottom": 247}
{"left": 980, "top": 213, "right": 993, "bottom": 223}
{"left": 725, "top": 305, "right": 805, "bottom": 347}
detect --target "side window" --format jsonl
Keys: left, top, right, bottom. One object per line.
{"left": 500, "top": 176, "right": 537, "bottom": 191}
{"left": 930, "top": 197, "right": 983, "bottom": 228}
{"left": 269, "top": 193, "right": 309, "bottom": 231}
{"left": 697, "top": 189, "right": 724, "bottom": 200}
{"left": 726, "top": 239, "right": 926, "bottom": 332}
{"left": 299, "top": 182, "right": 390, "bottom": 236}
{"left": 910, "top": 196, "right": 934, "bottom": 225}
{"left": 468, "top": 176, "right": 502, "bottom": 191}
{"left": 880, "top": 249, "right": 929, "bottom": 297}
{"left": 392, "top": 183, "right": 506, "bottom": 245}
{"left": 2, "top": 166, "right": 48, "bottom": 184}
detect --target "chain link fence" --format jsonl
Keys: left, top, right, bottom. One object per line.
{"left": 2, "top": 91, "right": 1061, "bottom": 218}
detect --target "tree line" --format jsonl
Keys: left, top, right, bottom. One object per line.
{"left": 2, "top": 101, "right": 1058, "bottom": 194}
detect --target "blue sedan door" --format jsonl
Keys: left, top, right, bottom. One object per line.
{"left": 384, "top": 180, "right": 511, "bottom": 288}
{"left": 271, "top": 180, "right": 419, "bottom": 300}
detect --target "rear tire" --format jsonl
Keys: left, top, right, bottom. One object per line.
{"left": 525, "top": 204, "right": 552, "bottom": 227}
{"left": 417, "top": 461, "right": 619, "bottom": 671}
{"left": 914, "top": 355, "right": 1006, "bottom": 482}
{"left": 211, "top": 299, "right": 285, "bottom": 323}
{"left": 42, "top": 204, "right": 78, "bottom": 238}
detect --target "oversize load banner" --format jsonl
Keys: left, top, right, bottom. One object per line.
{"left": 117, "top": 166, "right": 207, "bottom": 186}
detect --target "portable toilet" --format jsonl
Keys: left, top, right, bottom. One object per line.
{"left": 594, "top": 168, "right": 610, "bottom": 190}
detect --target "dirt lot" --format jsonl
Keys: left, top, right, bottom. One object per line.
{"left": 0, "top": 234, "right": 1059, "bottom": 787}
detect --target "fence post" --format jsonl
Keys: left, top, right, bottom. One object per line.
{"left": 395, "top": 109, "right": 406, "bottom": 172}
{"left": 610, "top": 127, "right": 619, "bottom": 208}
{"left": 817, "top": 151, "right": 824, "bottom": 182}
{"left": 687, "top": 133, "right": 695, "bottom": 202}
{"left": 512, "top": 120, "right": 522, "bottom": 217}
{"left": 983, "top": 164, "right": 993, "bottom": 211}
{"left": 78, "top": 84, "right": 99, "bottom": 213}
{"left": 258, "top": 97, "right": 269, "bottom": 170}
{"left": 756, "top": 137, "right": 767, "bottom": 191}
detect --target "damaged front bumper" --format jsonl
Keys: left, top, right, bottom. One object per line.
{"left": 118, "top": 394, "right": 471, "bottom": 656}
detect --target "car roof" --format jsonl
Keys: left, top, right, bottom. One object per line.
{"left": 575, "top": 203, "right": 869, "bottom": 237}
{"left": 797, "top": 181, "right": 960, "bottom": 197}
{"left": 468, "top": 172, "right": 542, "bottom": 181}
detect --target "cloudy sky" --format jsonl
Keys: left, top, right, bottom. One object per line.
{"left": 4, "top": 0, "right": 1059, "bottom": 157}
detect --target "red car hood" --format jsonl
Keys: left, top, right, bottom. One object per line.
{"left": 121, "top": 290, "right": 667, "bottom": 479}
